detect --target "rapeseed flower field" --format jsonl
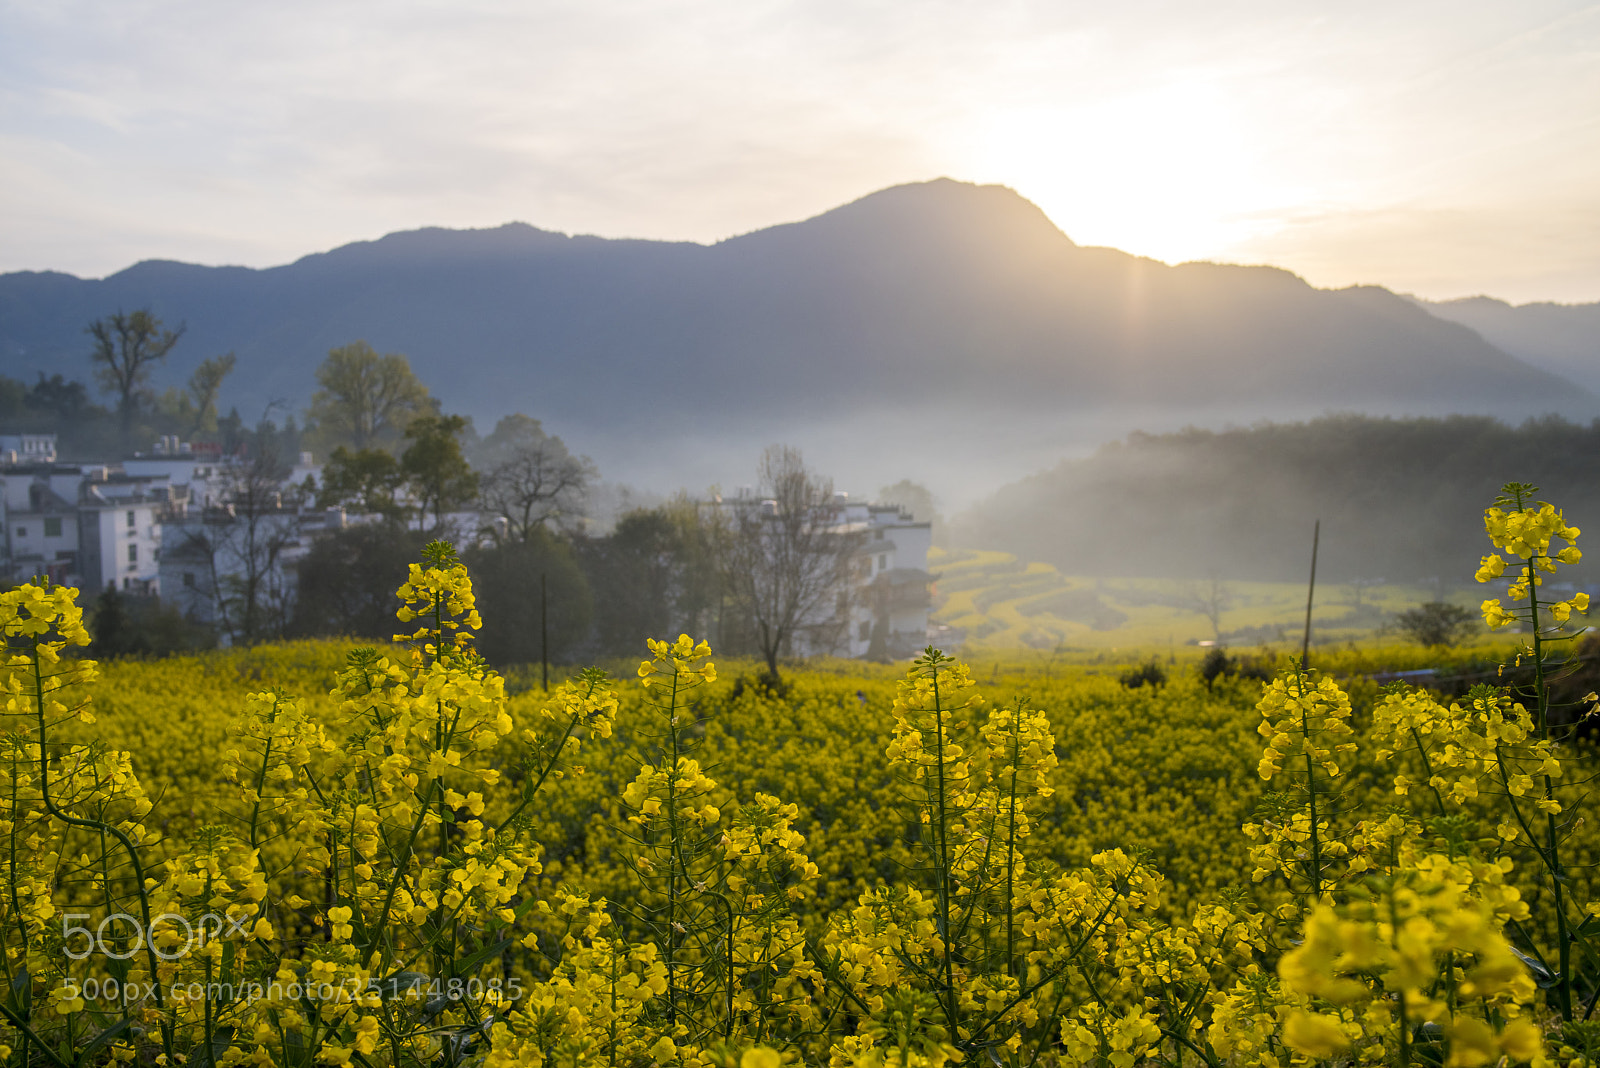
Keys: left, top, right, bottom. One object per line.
{"left": 2, "top": 485, "right": 1599, "bottom": 1067}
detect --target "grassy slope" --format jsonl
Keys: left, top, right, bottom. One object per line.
{"left": 928, "top": 545, "right": 1507, "bottom": 653}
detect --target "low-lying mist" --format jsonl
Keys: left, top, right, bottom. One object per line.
{"left": 946, "top": 412, "right": 1600, "bottom": 588}
{"left": 577, "top": 398, "right": 1575, "bottom": 524}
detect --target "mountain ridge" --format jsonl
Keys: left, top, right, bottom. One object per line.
{"left": 0, "top": 179, "right": 1592, "bottom": 498}
{"left": 1412, "top": 294, "right": 1600, "bottom": 394}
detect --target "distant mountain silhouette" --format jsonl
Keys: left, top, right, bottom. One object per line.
{"left": 1415, "top": 295, "right": 1600, "bottom": 394}
{"left": 0, "top": 179, "right": 1591, "bottom": 495}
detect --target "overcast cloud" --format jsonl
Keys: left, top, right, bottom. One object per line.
{"left": 2, "top": 0, "right": 1598, "bottom": 302}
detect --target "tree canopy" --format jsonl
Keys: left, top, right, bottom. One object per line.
{"left": 401, "top": 413, "right": 478, "bottom": 531}
{"left": 86, "top": 308, "right": 185, "bottom": 446}
{"left": 304, "top": 341, "right": 436, "bottom": 454}
{"left": 317, "top": 447, "right": 406, "bottom": 522}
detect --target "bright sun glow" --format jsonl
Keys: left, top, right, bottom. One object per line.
{"left": 968, "top": 82, "right": 1307, "bottom": 264}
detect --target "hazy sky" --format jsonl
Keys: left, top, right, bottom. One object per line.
{"left": 3, "top": 1, "right": 1598, "bottom": 303}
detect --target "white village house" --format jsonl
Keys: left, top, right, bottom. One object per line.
{"left": 838, "top": 496, "right": 934, "bottom": 659}
{"left": 0, "top": 436, "right": 326, "bottom": 636}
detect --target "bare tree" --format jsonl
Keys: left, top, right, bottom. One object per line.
{"left": 1346, "top": 577, "right": 1385, "bottom": 610}
{"left": 476, "top": 415, "right": 596, "bottom": 541}
{"left": 87, "top": 308, "right": 185, "bottom": 445}
{"left": 173, "top": 452, "right": 297, "bottom": 645}
{"left": 1179, "top": 572, "right": 1234, "bottom": 643}
{"left": 719, "top": 446, "right": 864, "bottom": 683}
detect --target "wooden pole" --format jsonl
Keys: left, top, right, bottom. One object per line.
{"left": 1301, "top": 520, "right": 1320, "bottom": 669}
{"left": 541, "top": 571, "right": 549, "bottom": 692}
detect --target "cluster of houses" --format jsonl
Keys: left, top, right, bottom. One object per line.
{"left": 0, "top": 433, "right": 327, "bottom": 631}
{"left": 0, "top": 433, "right": 939, "bottom": 657}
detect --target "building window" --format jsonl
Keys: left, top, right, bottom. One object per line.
{"left": 859, "top": 621, "right": 871, "bottom": 641}
{"left": 128, "top": 544, "right": 138, "bottom": 563}
{"left": 183, "top": 572, "right": 195, "bottom": 588}
{"left": 126, "top": 510, "right": 135, "bottom": 528}
{"left": 44, "top": 517, "right": 61, "bottom": 537}
{"left": 878, "top": 554, "right": 887, "bottom": 570}
{"left": 14, "top": 526, "right": 24, "bottom": 538}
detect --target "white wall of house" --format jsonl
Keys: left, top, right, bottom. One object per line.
{"left": 159, "top": 507, "right": 341, "bottom": 643}
{"left": 0, "top": 465, "right": 96, "bottom": 586}
{"left": 844, "top": 506, "right": 933, "bottom": 659}
{"left": 7, "top": 506, "right": 79, "bottom": 584}
{"left": 79, "top": 503, "right": 163, "bottom": 593}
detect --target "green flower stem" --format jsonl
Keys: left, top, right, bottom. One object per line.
{"left": 29, "top": 646, "right": 172, "bottom": 1062}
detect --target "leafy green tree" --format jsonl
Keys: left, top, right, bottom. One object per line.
{"left": 0, "top": 376, "right": 25, "bottom": 420}
{"left": 87, "top": 308, "right": 185, "bottom": 446}
{"left": 88, "top": 585, "right": 134, "bottom": 656}
{"left": 290, "top": 524, "right": 433, "bottom": 638}
{"left": 23, "top": 373, "right": 91, "bottom": 421}
{"left": 573, "top": 497, "right": 735, "bottom": 656}
{"left": 463, "top": 529, "right": 593, "bottom": 667}
{"left": 187, "top": 353, "right": 237, "bottom": 436}
{"left": 153, "top": 385, "right": 197, "bottom": 432}
{"left": 674, "top": 500, "right": 737, "bottom": 644}
{"left": 318, "top": 446, "right": 406, "bottom": 522}
{"left": 1395, "top": 601, "right": 1478, "bottom": 646}
{"left": 89, "top": 586, "right": 213, "bottom": 658}
{"left": 304, "top": 341, "right": 436, "bottom": 453}
{"left": 581, "top": 508, "right": 680, "bottom": 654}
{"left": 401, "top": 414, "right": 478, "bottom": 531}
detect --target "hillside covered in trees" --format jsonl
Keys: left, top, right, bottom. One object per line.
{"left": 952, "top": 414, "right": 1600, "bottom": 587}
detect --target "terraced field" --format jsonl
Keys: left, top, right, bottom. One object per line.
{"left": 927, "top": 546, "right": 1479, "bottom": 652}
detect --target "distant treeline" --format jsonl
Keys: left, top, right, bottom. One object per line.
{"left": 0, "top": 364, "right": 298, "bottom": 464}
{"left": 288, "top": 506, "right": 725, "bottom": 668}
{"left": 951, "top": 414, "right": 1600, "bottom": 586}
